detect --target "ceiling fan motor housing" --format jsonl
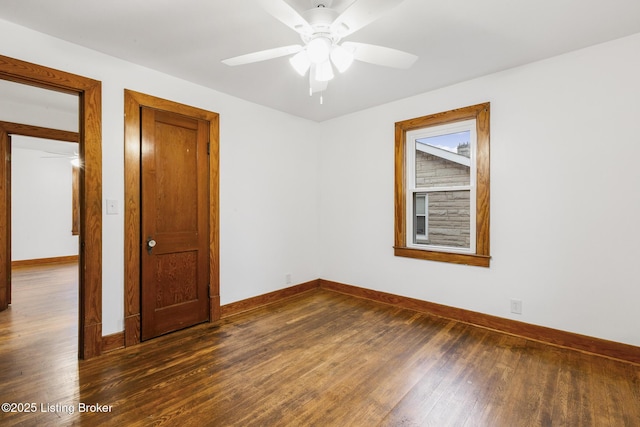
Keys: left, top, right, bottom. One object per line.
{"left": 302, "top": 6, "right": 339, "bottom": 35}
{"left": 308, "top": 0, "right": 333, "bottom": 8}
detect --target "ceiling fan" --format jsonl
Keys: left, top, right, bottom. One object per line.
{"left": 222, "top": 0, "right": 418, "bottom": 102}
{"left": 41, "top": 150, "right": 81, "bottom": 167}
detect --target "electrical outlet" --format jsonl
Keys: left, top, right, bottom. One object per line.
{"left": 510, "top": 299, "right": 522, "bottom": 315}
{"left": 285, "top": 273, "right": 292, "bottom": 285}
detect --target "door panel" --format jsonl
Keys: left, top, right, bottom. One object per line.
{"left": 141, "top": 107, "right": 209, "bottom": 340}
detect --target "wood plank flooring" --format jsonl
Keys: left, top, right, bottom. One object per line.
{"left": 1, "top": 264, "right": 639, "bottom": 426}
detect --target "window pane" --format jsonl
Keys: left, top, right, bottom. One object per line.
{"left": 417, "top": 190, "right": 471, "bottom": 249}
{"left": 420, "top": 131, "right": 471, "bottom": 157}
{"left": 416, "top": 216, "right": 426, "bottom": 237}
{"left": 414, "top": 193, "right": 427, "bottom": 243}
{"left": 415, "top": 194, "right": 426, "bottom": 215}
{"left": 415, "top": 131, "right": 471, "bottom": 188}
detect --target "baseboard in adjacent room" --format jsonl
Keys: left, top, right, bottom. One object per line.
{"left": 11, "top": 255, "right": 79, "bottom": 268}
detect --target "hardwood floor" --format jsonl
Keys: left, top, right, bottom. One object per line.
{"left": 1, "top": 264, "right": 639, "bottom": 426}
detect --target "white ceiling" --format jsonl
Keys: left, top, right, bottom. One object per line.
{"left": 1, "top": 0, "right": 640, "bottom": 122}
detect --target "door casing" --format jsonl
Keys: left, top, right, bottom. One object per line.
{"left": 123, "top": 90, "right": 220, "bottom": 347}
{"left": 0, "top": 54, "right": 102, "bottom": 359}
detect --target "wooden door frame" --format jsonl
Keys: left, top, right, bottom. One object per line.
{"left": 123, "top": 90, "right": 220, "bottom": 347}
{"left": 0, "top": 121, "right": 80, "bottom": 309}
{"left": 0, "top": 127, "right": 9, "bottom": 307}
{"left": 0, "top": 55, "right": 102, "bottom": 359}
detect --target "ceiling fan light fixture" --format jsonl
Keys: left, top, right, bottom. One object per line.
{"left": 335, "top": 22, "right": 349, "bottom": 36}
{"left": 330, "top": 44, "right": 354, "bottom": 73}
{"left": 306, "top": 36, "right": 332, "bottom": 64}
{"left": 289, "top": 50, "right": 311, "bottom": 76}
{"left": 315, "top": 59, "right": 334, "bottom": 81}
{"left": 223, "top": 0, "right": 420, "bottom": 102}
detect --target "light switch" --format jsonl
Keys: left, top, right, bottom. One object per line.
{"left": 106, "top": 199, "right": 119, "bottom": 215}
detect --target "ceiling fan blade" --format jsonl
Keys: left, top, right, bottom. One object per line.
{"left": 331, "top": 0, "right": 405, "bottom": 37}
{"left": 257, "top": 0, "right": 312, "bottom": 34}
{"left": 222, "top": 45, "right": 303, "bottom": 66}
{"left": 342, "top": 42, "right": 417, "bottom": 69}
{"left": 42, "top": 149, "right": 76, "bottom": 157}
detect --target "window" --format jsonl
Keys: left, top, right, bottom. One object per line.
{"left": 394, "top": 103, "right": 490, "bottom": 267}
{"left": 408, "top": 119, "right": 475, "bottom": 252}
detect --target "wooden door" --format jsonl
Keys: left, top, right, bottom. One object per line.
{"left": 0, "top": 129, "right": 10, "bottom": 310}
{"left": 140, "top": 107, "right": 210, "bottom": 340}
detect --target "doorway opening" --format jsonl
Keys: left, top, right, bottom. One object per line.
{"left": 8, "top": 128, "right": 80, "bottom": 353}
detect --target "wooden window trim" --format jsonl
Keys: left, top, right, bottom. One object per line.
{"left": 394, "top": 103, "right": 490, "bottom": 267}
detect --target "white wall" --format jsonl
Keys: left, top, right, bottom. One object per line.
{"left": 319, "top": 33, "right": 640, "bottom": 347}
{"left": 0, "top": 18, "right": 321, "bottom": 335}
{"left": 2, "top": 17, "right": 639, "bottom": 348}
{"left": 11, "top": 142, "right": 79, "bottom": 261}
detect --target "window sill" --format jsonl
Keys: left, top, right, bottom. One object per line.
{"left": 394, "top": 246, "right": 491, "bottom": 267}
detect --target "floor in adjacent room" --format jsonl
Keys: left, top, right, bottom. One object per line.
{"left": 1, "top": 263, "right": 639, "bottom": 426}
